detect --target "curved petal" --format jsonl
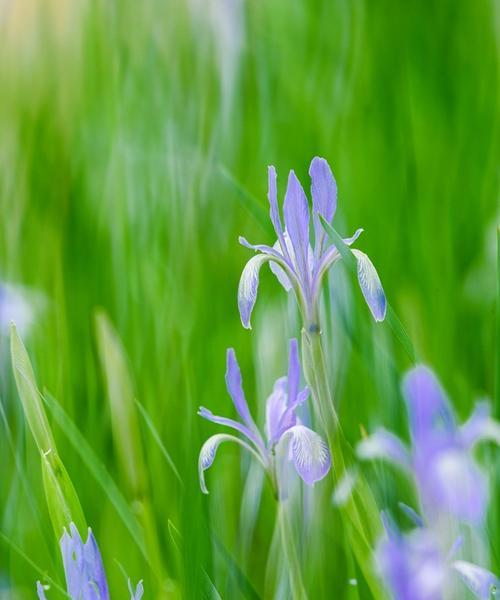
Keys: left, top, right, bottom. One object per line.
{"left": 238, "top": 254, "right": 271, "bottom": 329}
{"left": 460, "top": 401, "right": 500, "bottom": 448}
{"left": 283, "top": 425, "right": 331, "bottom": 485}
{"left": 403, "top": 365, "right": 456, "bottom": 445}
{"left": 309, "top": 157, "right": 337, "bottom": 255}
{"left": 283, "top": 170, "right": 310, "bottom": 285}
{"left": 351, "top": 249, "right": 387, "bottom": 322}
{"left": 36, "top": 582, "right": 48, "bottom": 600}
{"left": 198, "top": 433, "right": 267, "bottom": 494}
{"left": 269, "top": 238, "right": 293, "bottom": 291}
{"left": 356, "top": 428, "right": 411, "bottom": 470}
{"left": 198, "top": 407, "right": 264, "bottom": 451}
{"left": 452, "top": 561, "right": 499, "bottom": 600}
{"left": 268, "top": 165, "right": 290, "bottom": 261}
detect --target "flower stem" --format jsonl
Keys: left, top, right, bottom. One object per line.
{"left": 277, "top": 500, "right": 308, "bottom": 600}
{"left": 302, "top": 326, "right": 384, "bottom": 598}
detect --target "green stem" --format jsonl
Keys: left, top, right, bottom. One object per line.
{"left": 302, "top": 327, "right": 385, "bottom": 598}
{"left": 277, "top": 500, "right": 308, "bottom": 600}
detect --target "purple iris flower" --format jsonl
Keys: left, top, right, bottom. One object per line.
{"left": 357, "top": 365, "right": 500, "bottom": 524}
{"left": 36, "top": 523, "right": 143, "bottom": 600}
{"left": 238, "top": 157, "right": 386, "bottom": 329}
{"left": 376, "top": 512, "right": 499, "bottom": 600}
{"left": 198, "top": 339, "right": 331, "bottom": 493}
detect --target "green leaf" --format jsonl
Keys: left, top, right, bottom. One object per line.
{"left": 10, "top": 324, "right": 86, "bottom": 538}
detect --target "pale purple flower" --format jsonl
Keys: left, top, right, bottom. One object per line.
{"left": 238, "top": 157, "right": 386, "bottom": 329}
{"left": 376, "top": 512, "right": 499, "bottom": 600}
{"left": 198, "top": 339, "right": 331, "bottom": 493}
{"left": 36, "top": 523, "right": 143, "bottom": 600}
{"left": 357, "top": 365, "right": 500, "bottom": 524}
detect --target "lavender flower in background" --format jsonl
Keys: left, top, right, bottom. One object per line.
{"left": 238, "top": 157, "right": 386, "bottom": 329}
{"left": 198, "top": 338, "right": 331, "bottom": 493}
{"left": 36, "top": 523, "right": 143, "bottom": 600}
{"left": 0, "top": 282, "right": 38, "bottom": 336}
{"left": 376, "top": 512, "right": 499, "bottom": 600}
{"left": 357, "top": 365, "right": 500, "bottom": 524}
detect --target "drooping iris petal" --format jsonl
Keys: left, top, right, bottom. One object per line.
{"left": 198, "top": 407, "right": 264, "bottom": 451}
{"left": 237, "top": 254, "right": 271, "bottom": 329}
{"left": 285, "top": 425, "right": 331, "bottom": 485}
{"left": 225, "top": 349, "right": 259, "bottom": 432}
{"left": 36, "top": 582, "right": 48, "bottom": 600}
{"left": 238, "top": 236, "right": 286, "bottom": 262}
{"left": 403, "top": 366, "right": 456, "bottom": 444}
{"left": 351, "top": 249, "right": 387, "bottom": 322}
{"left": 287, "top": 338, "right": 300, "bottom": 405}
{"left": 460, "top": 401, "right": 500, "bottom": 448}
{"left": 283, "top": 171, "right": 310, "bottom": 285}
{"left": 309, "top": 156, "right": 337, "bottom": 253}
{"left": 198, "top": 433, "right": 265, "bottom": 494}
{"left": 452, "top": 561, "right": 500, "bottom": 600}
{"left": 357, "top": 428, "right": 412, "bottom": 470}
{"left": 128, "top": 579, "right": 145, "bottom": 600}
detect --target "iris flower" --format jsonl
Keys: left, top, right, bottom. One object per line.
{"left": 36, "top": 523, "right": 144, "bottom": 600}
{"left": 376, "top": 512, "right": 499, "bottom": 600}
{"left": 238, "top": 157, "right": 386, "bottom": 329}
{"left": 198, "top": 339, "right": 331, "bottom": 493}
{"left": 357, "top": 365, "right": 500, "bottom": 524}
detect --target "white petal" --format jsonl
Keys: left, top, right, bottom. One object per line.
{"left": 356, "top": 428, "right": 411, "bottom": 470}
{"left": 452, "top": 561, "right": 499, "bottom": 599}
{"left": 237, "top": 254, "right": 271, "bottom": 329}
{"left": 283, "top": 425, "right": 331, "bottom": 485}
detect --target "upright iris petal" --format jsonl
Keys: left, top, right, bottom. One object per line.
{"left": 309, "top": 157, "right": 337, "bottom": 255}
{"left": 283, "top": 170, "right": 311, "bottom": 287}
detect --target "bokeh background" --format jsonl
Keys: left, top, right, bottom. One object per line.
{"left": 0, "top": 0, "right": 498, "bottom": 598}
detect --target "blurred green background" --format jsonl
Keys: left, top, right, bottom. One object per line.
{"left": 0, "top": 0, "right": 498, "bottom": 598}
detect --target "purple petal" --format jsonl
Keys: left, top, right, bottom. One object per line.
{"left": 452, "top": 561, "right": 499, "bottom": 600}
{"left": 287, "top": 338, "right": 300, "bottom": 406}
{"left": 267, "top": 165, "right": 290, "bottom": 259}
{"left": 460, "top": 401, "right": 500, "bottom": 448}
{"left": 403, "top": 366, "right": 456, "bottom": 444}
{"left": 283, "top": 171, "right": 310, "bottom": 285}
{"left": 309, "top": 157, "right": 337, "bottom": 254}
{"left": 265, "top": 377, "right": 291, "bottom": 443}
{"left": 351, "top": 249, "right": 387, "bottom": 321}
{"left": 61, "top": 524, "right": 110, "bottom": 600}
{"left": 198, "top": 406, "right": 263, "bottom": 450}
{"left": 129, "top": 579, "right": 144, "bottom": 600}
{"left": 83, "top": 528, "right": 110, "bottom": 600}
{"left": 376, "top": 526, "right": 446, "bottom": 600}
{"left": 398, "top": 502, "right": 424, "bottom": 528}
{"left": 285, "top": 425, "right": 331, "bottom": 485}
{"left": 418, "top": 448, "right": 488, "bottom": 523}
{"left": 269, "top": 256, "right": 293, "bottom": 291}
{"left": 237, "top": 254, "right": 270, "bottom": 329}
{"left": 356, "top": 428, "right": 411, "bottom": 470}
{"left": 37, "top": 582, "right": 48, "bottom": 600}
{"left": 225, "top": 349, "right": 256, "bottom": 429}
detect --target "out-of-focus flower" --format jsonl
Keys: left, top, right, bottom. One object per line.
{"left": 357, "top": 365, "right": 500, "bottom": 523}
{"left": 376, "top": 512, "right": 499, "bottom": 600}
{"left": 36, "top": 523, "right": 143, "bottom": 600}
{"left": 237, "top": 157, "right": 386, "bottom": 329}
{"left": 198, "top": 339, "right": 331, "bottom": 493}
{"left": 0, "top": 282, "right": 38, "bottom": 336}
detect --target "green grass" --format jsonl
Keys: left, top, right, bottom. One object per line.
{"left": 0, "top": 0, "right": 498, "bottom": 598}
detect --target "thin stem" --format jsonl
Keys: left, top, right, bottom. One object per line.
{"left": 277, "top": 499, "right": 308, "bottom": 600}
